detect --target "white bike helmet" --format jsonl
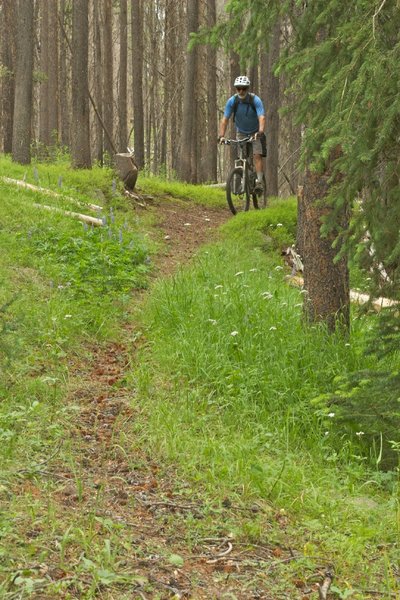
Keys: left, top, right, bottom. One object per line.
{"left": 234, "top": 75, "right": 250, "bottom": 87}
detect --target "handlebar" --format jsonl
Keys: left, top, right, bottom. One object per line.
{"left": 220, "top": 136, "right": 253, "bottom": 145}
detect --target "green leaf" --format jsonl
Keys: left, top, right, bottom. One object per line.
{"left": 168, "top": 553, "right": 184, "bottom": 567}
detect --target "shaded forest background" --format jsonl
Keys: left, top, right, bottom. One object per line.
{"left": 0, "top": 0, "right": 299, "bottom": 195}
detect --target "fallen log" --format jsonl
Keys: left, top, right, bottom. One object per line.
{"left": 1, "top": 177, "right": 103, "bottom": 211}
{"left": 286, "top": 275, "right": 397, "bottom": 313}
{"left": 33, "top": 203, "right": 103, "bottom": 227}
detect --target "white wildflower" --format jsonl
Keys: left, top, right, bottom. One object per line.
{"left": 276, "top": 223, "right": 283, "bottom": 227}
{"left": 324, "top": 431, "right": 329, "bottom": 436}
{"left": 269, "top": 326, "right": 277, "bottom": 331}
{"left": 235, "top": 271, "right": 244, "bottom": 276}
{"left": 275, "top": 265, "right": 284, "bottom": 271}
{"left": 262, "top": 291, "right": 273, "bottom": 299}
{"left": 64, "top": 314, "right": 72, "bottom": 319}
{"left": 345, "top": 343, "right": 351, "bottom": 347}
{"left": 355, "top": 431, "right": 365, "bottom": 437}
{"left": 328, "top": 412, "right": 335, "bottom": 418}
{"left": 207, "top": 319, "right": 217, "bottom": 325}
{"left": 249, "top": 268, "right": 258, "bottom": 273}
{"left": 230, "top": 331, "right": 239, "bottom": 337}
{"left": 214, "top": 284, "right": 223, "bottom": 289}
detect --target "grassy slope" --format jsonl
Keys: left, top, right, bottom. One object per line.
{"left": 137, "top": 201, "right": 400, "bottom": 597}
{"left": 0, "top": 155, "right": 398, "bottom": 597}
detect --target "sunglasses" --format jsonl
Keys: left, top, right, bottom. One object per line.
{"left": 236, "top": 87, "right": 249, "bottom": 91}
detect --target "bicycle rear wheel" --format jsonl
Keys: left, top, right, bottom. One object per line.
{"left": 226, "top": 167, "right": 250, "bottom": 215}
{"left": 252, "top": 174, "right": 267, "bottom": 210}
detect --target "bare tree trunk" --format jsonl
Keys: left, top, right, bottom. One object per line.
{"left": 71, "top": 0, "right": 91, "bottom": 168}
{"left": 102, "top": 0, "right": 114, "bottom": 160}
{"left": 39, "top": 0, "right": 50, "bottom": 147}
{"left": 131, "top": 0, "right": 144, "bottom": 168}
{"left": 12, "top": 0, "right": 35, "bottom": 164}
{"left": 59, "top": 0, "right": 71, "bottom": 149}
{"left": 206, "top": 0, "right": 217, "bottom": 182}
{"left": 92, "top": 0, "right": 103, "bottom": 162}
{"left": 177, "top": 0, "right": 199, "bottom": 182}
{"left": 118, "top": 0, "right": 128, "bottom": 151}
{"left": 265, "top": 19, "right": 280, "bottom": 197}
{"left": 298, "top": 170, "right": 350, "bottom": 332}
{"left": 229, "top": 50, "right": 240, "bottom": 169}
{"left": 1, "top": 0, "right": 16, "bottom": 153}
{"left": 48, "top": 0, "right": 59, "bottom": 146}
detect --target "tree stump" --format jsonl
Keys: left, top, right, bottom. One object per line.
{"left": 114, "top": 153, "right": 138, "bottom": 191}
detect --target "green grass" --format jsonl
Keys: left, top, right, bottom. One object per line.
{"left": 137, "top": 175, "right": 226, "bottom": 207}
{"left": 0, "top": 157, "right": 152, "bottom": 471}
{"left": 136, "top": 207, "right": 400, "bottom": 597}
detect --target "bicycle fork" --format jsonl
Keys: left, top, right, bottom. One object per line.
{"left": 233, "top": 158, "right": 246, "bottom": 195}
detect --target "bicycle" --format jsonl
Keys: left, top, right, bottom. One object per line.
{"left": 222, "top": 137, "right": 267, "bottom": 215}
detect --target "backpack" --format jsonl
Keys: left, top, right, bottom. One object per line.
{"left": 232, "top": 93, "right": 257, "bottom": 122}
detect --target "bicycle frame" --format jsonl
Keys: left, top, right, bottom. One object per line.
{"left": 224, "top": 137, "right": 254, "bottom": 194}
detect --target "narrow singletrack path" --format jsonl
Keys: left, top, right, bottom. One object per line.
{"left": 17, "top": 200, "right": 311, "bottom": 599}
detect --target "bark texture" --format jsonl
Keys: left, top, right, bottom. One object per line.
{"left": 1, "top": 0, "right": 16, "bottom": 153}
{"left": 71, "top": 0, "right": 91, "bottom": 168}
{"left": 265, "top": 20, "right": 280, "bottom": 197}
{"left": 12, "top": 0, "right": 34, "bottom": 164}
{"left": 131, "top": 0, "right": 144, "bottom": 168}
{"left": 177, "top": 0, "right": 199, "bottom": 182}
{"left": 298, "top": 171, "right": 350, "bottom": 332}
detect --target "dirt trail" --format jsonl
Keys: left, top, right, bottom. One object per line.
{"left": 47, "top": 200, "right": 309, "bottom": 599}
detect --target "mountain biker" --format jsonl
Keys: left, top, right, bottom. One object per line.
{"left": 218, "top": 75, "right": 266, "bottom": 194}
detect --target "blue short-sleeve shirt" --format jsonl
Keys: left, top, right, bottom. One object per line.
{"left": 224, "top": 94, "right": 265, "bottom": 135}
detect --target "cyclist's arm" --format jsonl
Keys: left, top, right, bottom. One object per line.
{"left": 218, "top": 116, "right": 229, "bottom": 139}
{"left": 258, "top": 114, "right": 266, "bottom": 134}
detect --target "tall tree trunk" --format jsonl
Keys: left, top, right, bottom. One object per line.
{"left": 206, "top": 0, "right": 217, "bottom": 182}
{"left": 48, "top": 0, "right": 59, "bottom": 145}
{"left": 1, "top": 0, "right": 16, "bottom": 153}
{"left": 12, "top": 0, "right": 35, "bottom": 164}
{"left": 118, "top": 0, "right": 128, "bottom": 152}
{"left": 177, "top": 0, "right": 199, "bottom": 182}
{"left": 228, "top": 50, "right": 240, "bottom": 169}
{"left": 102, "top": 0, "right": 114, "bottom": 160}
{"left": 71, "top": 0, "right": 91, "bottom": 168}
{"left": 39, "top": 0, "right": 50, "bottom": 147}
{"left": 93, "top": 0, "right": 103, "bottom": 162}
{"left": 265, "top": 19, "right": 280, "bottom": 197}
{"left": 298, "top": 170, "right": 350, "bottom": 332}
{"left": 59, "top": 0, "right": 71, "bottom": 149}
{"left": 131, "top": 0, "right": 144, "bottom": 168}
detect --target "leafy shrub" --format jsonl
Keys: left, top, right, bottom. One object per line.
{"left": 28, "top": 221, "right": 150, "bottom": 296}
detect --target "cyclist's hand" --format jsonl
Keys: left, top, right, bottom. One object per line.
{"left": 256, "top": 130, "right": 265, "bottom": 139}
{"left": 218, "top": 136, "right": 226, "bottom": 145}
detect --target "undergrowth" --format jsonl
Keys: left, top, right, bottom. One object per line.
{"left": 136, "top": 205, "right": 400, "bottom": 597}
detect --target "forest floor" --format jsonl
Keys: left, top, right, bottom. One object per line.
{"left": 40, "top": 199, "right": 316, "bottom": 599}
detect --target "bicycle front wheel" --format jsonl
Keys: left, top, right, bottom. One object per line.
{"left": 226, "top": 167, "right": 250, "bottom": 215}
{"left": 252, "top": 174, "right": 267, "bottom": 210}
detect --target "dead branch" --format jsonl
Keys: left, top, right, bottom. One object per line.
{"left": 2, "top": 177, "right": 103, "bottom": 211}
{"left": 33, "top": 203, "right": 103, "bottom": 227}
{"left": 318, "top": 570, "right": 334, "bottom": 599}
{"left": 206, "top": 542, "right": 233, "bottom": 564}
